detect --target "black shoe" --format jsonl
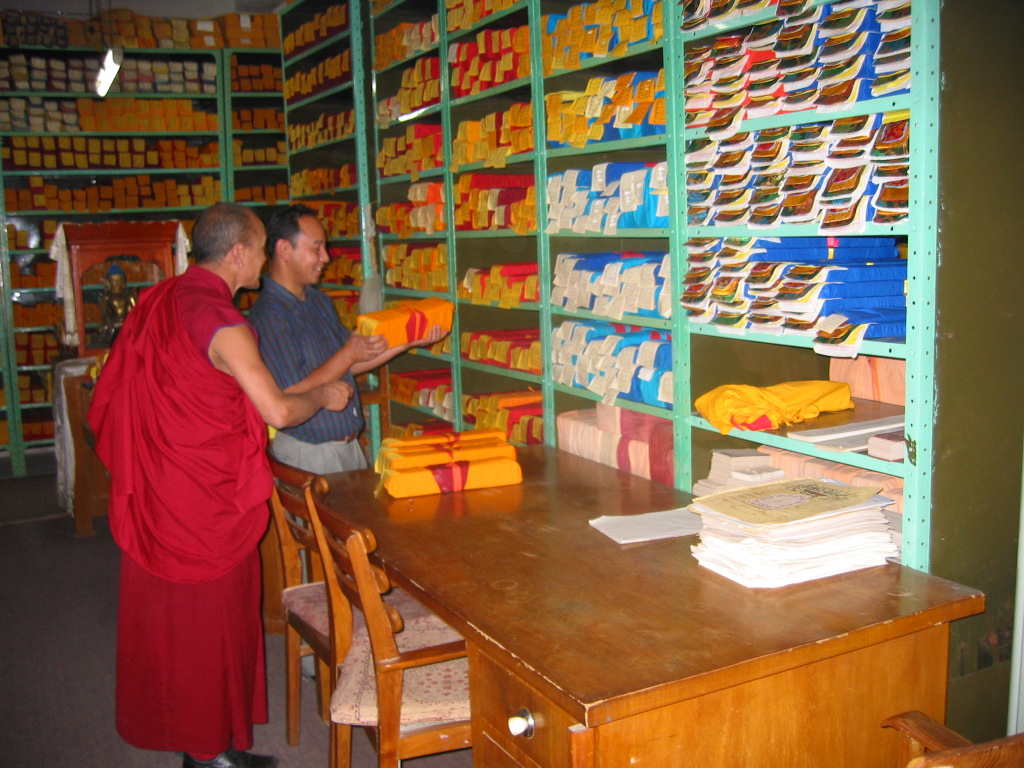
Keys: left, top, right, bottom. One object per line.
{"left": 182, "top": 749, "right": 279, "bottom": 768}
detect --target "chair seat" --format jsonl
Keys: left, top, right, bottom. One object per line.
{"left": 330, "top": 601, "right": 470, "bottom": 728}
{"left": 283, "top": 581, "right": 330, "bottom": 637}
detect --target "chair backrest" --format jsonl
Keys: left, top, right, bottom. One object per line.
{"left": 308, "top": 492, "right": 406, "bottom": 668}
{"left": 905, "top": 734, "right": 1024, "bottom": 768}
{"left": 268, "top": 454, "right": 331, "bottom": 589}
{"left": 884, "top": 710, "right": 1024, "bottom": 768}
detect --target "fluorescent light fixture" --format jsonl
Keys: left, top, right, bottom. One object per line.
{"left": 94, "top": 47, "right": 122, "bottom": 97}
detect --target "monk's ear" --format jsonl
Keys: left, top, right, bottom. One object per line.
{"left": 229, "top": 241, "right": 247, "bottom": 269}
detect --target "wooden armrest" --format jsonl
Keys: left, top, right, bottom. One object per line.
{"left": 882, "top": 710, "right": 973, "bottom": 752}
{"left": 378, "top": 639, "right": 468, "bottom": 672}
{"left": 907, "top": 734, "right": 1024, "bottom": 768}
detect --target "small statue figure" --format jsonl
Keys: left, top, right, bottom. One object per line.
{"left": 97, "top": 264, "right": 137, "bottom": 347}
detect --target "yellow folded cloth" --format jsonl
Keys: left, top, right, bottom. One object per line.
{"left": 356, "top": 297, "right": 454, "bottom": 347}
{"left": 376, "top": 438, "right": 516, "bottom": 472}
{"left": 694, "top": 380, "right": 854, "bottom": 435}
{"left": 377, "top": 427, "right": 506, "bottom": 455}
{"left": 380, "top": 457, "right": 523, "bottom": 498}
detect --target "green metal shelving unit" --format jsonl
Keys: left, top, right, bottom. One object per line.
{"left": 0, "top": 174, "right": 24, "bottom": 474}
{"left": 278, "top": 0, "right": 384, "bottom": 457}
{"left": 358, "top": 0, "right": 939, "bottom": 573}
{"left": 220, "top": 47, "right": 290, "bottom": 217}
{"left": 669, "top": 0, "right": 939, "bottom": 572}
{"left": 0, "top": 45, "right": 228, "bottom": 476}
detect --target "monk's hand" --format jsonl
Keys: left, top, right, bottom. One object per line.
{"left": 344, "top": 332, "right": 389, "bottom": 361}
{"left": 319, "top": 380, "right": 353, "bottom": 412}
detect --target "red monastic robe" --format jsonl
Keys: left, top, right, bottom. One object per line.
{"left": 88, "top": 266, "right": 272, "bottom": 754}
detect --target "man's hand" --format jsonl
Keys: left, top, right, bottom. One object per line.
{"left": 317, "top": 380, "right": 353, "bottom": 412}
{"left": 343, "top": 333, "right": 389, "bottom": 362}
{"left": 410, "top": 324, "right": 449, "bottom": 348}
{"left": 348, "top": 325, "right": 451, "bottom": 376}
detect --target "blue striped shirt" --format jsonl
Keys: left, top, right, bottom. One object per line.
{"left": 248, "top": 276, "right": 363, "bottom": 444}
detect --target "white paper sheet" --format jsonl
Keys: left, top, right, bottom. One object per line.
{"left": 590, "top": 508, "right": 703, "bottom": 545}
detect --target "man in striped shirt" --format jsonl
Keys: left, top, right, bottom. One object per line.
{"left": 249, "top": 204, "right": 444, "bottom": 474}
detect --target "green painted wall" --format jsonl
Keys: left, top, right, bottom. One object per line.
{"left": 933, "top": 0, "right": 1024, "bottom": 741}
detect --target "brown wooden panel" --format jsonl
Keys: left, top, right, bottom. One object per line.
{"left": 477, "top": 731, "right": 538, "bottom": 768}
{"left": 470, "top": 644, "right": 579, "bottom": 768}
{"left": 594, "top": 625, "right": 950, "bottom": 768}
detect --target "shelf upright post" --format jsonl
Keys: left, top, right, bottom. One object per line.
{"left": 900, "top": 0, "right": 942, "bottom": 572}
{"left": 276, "top": 6, "right": 291, "bottom": 209}
{"left": 350, "top": 1, "right": 374, "bottom": 272}
{"left": 663, "top": 0, "right": 693, "bottom": 492}
{"left": 437, "top": 0, "right": 465, "bottom": 432}
{"left": 217, "top": 50, "right": 233, "bottom": 203}
{"left": 528, "top": 0, "right": 556, "bottom": 446}
{"left": 350, "top": 0, "right": 384, "bottom": 457}
{"left": 365, "top": 1, "right": 390, "bottom": 445}
{"left": 0, "top": 168, "right": 28, "bottom": 475}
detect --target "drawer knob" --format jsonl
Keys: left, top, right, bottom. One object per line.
{"left": 507, "top": 708, "right": 535, "bottom": 738}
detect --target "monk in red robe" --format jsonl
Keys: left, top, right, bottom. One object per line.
{"left": 88, "top": 203, "right": 353, "bottom": 768}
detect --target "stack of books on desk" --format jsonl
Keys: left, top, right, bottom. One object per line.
{"left": 689, "top": 478, "right": 899, "bottom": 589}
{"left": 691, "top": 448, "right": 784, "bottom": 496}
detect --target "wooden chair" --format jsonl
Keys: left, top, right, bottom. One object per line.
{"left": 267, "top": 455, "right": 333, "bottom": 745}
{"left": 308, "top": 494, "right": 472, "bottom": 768}
{"left": 883, "top": 710, "right": 1024, "bottom": 767}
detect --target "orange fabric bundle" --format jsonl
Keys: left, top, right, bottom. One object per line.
{"left": 380, "top": 457, "right": 523, "bottom": 499}
{"left": 357, "top": 297, "right": 454, "bottom": 347}
{"left": 376, "top": 429, "right": 523, "bottom": 498}
{"left": 378, "top": 427, "right": 506, "bottom": 452}
{"left": 376, "top": 436, "right": 516, "bottom": 472}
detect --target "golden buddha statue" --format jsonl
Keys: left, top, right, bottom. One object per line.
{"left": 97, "top": 264, "right": 137, "bottom": 346}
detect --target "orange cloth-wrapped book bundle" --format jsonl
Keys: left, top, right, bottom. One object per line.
{"left": 376, "top": 428, "right": 523, "bottom": 498}
{"left": 357, "top": 297, "right": 454, "bottom": 347}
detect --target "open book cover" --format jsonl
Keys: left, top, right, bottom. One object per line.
{"left": 690, "top": 477, "right": 882, "bottom": 526}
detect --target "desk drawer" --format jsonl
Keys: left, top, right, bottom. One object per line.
{"left": 478, "top": 731, "right": 538, "bottom": 768}
{"left": 470, "top": 645, "right": 591, "bottom": 768}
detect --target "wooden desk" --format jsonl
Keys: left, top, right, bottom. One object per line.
{"left": 323, "top": 446, "right": 984, "bottom": 768}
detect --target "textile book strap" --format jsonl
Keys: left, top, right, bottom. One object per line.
{"left": 428, "top": 461, "right": 471, "bottom": 493}
{"left": 404, "top": 309, "right": 429, "bottom": 342}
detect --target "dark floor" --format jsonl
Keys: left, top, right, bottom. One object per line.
{"left": 0, "top": 471, "right": 474, "bottom": 768}
{"left": 0, "top": 445, "right": 59, "bottom": 483}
